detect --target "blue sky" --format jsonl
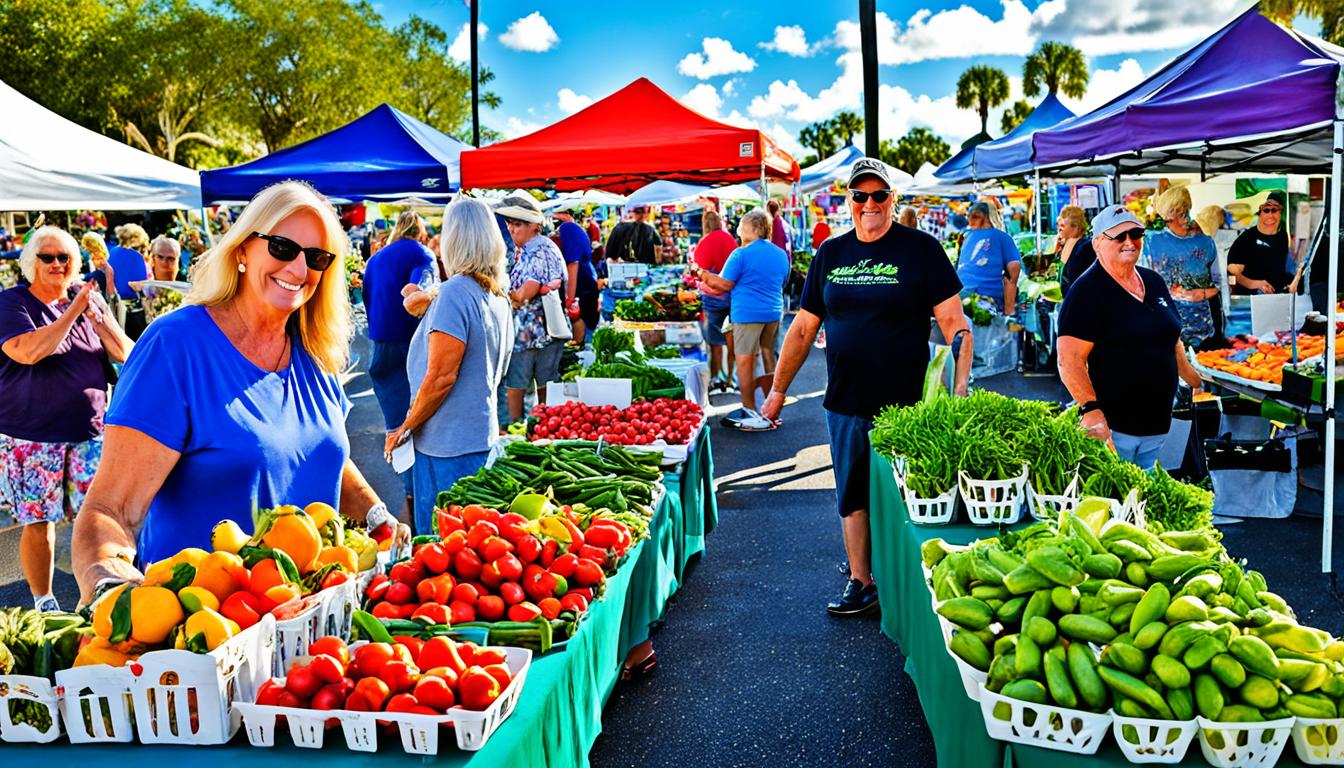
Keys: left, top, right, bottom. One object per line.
{"left": 374, "top": 1, "right": 1313, "bottom": 169}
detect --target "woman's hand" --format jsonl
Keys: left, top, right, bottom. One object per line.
{"left": 1080, "top": 409, "right": 1115, "bottom": 451}
{"left": 65, "top": 281, "right": 94, "bottom": 317}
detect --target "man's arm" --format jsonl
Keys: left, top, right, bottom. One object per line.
{"left": 759, "top": 309, "right": 822, "bottom": 422}
{"left": 1057, "top": 335, "right": 1113, "bottom": 450}
{"left": 932, "top": 295, "right": 972, "bottom": 396}
{"left": 1175, "top": 340, "right": 1202, "bottom": 389}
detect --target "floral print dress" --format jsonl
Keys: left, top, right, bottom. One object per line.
{"left": 1143, "top": 228, "right": 1220, "bottom": 348}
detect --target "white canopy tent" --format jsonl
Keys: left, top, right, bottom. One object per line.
{"left": 0, "top": 79, "right": 201, "bottom": 211}
{"left": 904, "top": 162, "right": 981, "bottom": 197}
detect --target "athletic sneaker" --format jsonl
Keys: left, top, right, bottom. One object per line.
{"left": 827, "top": 578, "right": 878, "bottom": 616}
{"left": 33, "top": 595, "right": 60, "bottom": 613}
{"left": 723, "top": 408, "right": 774, "bottom": 432}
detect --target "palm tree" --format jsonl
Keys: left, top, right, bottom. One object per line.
{"left": 1022, "top": 41, "right": 1089, "bottom": 99}
{"left": 1000, "top": 100, "right": 1033, "bottom": 133}
{"left": 828, "top": 111, "right": 864, "bottom": 147}
{"left": 956, "top": 65, "right": 1010, "bottom": 138}
{"left": 880, "top": 127, "right": 951, "bottom": 175}
{"left": 1261, "top": 1, "right": 1344, "bottom": 42}
{"left": 798, "top": 122, "right": 837, "bottom": 160}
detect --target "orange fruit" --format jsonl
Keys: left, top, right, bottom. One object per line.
{"left": 264, "top": 583, "right": 301, "bottom": 605}
{"left": 315, "top": 545, "right": 358, "bottom": 572}
{"left": 129, "top": 586, "right": 185, "bottom": 645}
{"left": 92, "top": 583, "right": 130, "bottom": 639}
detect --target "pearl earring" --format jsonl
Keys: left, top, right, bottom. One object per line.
{"left": 237, "top": 263, "right": 246, "bottom": 273}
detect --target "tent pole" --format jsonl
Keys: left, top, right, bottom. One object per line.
{"left": 1034, "top": 169, "right": 1043, "bottom": 259}
{"left": 1324, "top": 117, "right": 1341, "bottom": 573}
{"left": 760, "top": 161, "right": 768, "bottom": 205}
{"left": 201, "top": 206, "right": 215, "bottom": 247}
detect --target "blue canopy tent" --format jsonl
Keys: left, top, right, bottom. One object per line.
{"left": 934, "top": 93, "right": 1076, "bottom": 183}
{"left": 798, "top": 145, "right": 864, "bottom": 193}
{"left": 200, "top": 104, "right": 468, "bottom": 205}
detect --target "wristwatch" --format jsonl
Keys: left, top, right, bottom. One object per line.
{"left": 1078, "top": 400, "right": 1103, "bottom": 417}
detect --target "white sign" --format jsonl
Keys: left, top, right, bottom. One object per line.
{"left": 738, "top": 141, "right": 754, "bottom": 158}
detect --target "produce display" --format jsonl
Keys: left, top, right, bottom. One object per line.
{"left": 614, "top": 289, "right": 701, "bottom": 322}
{"left": 646, "top": 344, "right": 682, "bottom": 359}
{"left": 562, "top": 328, "right": 684, "bottom": 399}
{"left": 871, "top": 391, "right": 1214, "bottom": 533}
{"left": 1195, "top": 328, "right": 1343, "bottom": 386}
{"left": 930, "top": 507, "right": 1344, "bottom": 758}
{"left": 357, "top": 499, "right": 644, "bottom": 652}
{"left": 143, "top": 286, "right": 184, "bottom": 323}
{"left": 0, "top": 608, "right": 87, "bottom": 731}
{"left": 527, "top": 399, "right": 703, "bottom": 447}
{"left": 443, "top": 440, "right": 663, "bottom": 513}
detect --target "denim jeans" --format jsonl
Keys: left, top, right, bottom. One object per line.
{"left": 411, "top": 449, "right": 490, "bottom": 535}
{"left": 1111, "top": 431, "right": 1166, "bottom": 469}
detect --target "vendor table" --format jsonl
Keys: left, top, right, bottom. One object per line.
{"left": 866, "top": 447, "right": 1308, "bottom": 767}
{"left": 2, "top": 442, "right": 720, "bottom": 767}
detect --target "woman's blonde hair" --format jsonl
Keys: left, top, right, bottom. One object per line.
{"left": 19, "top": 226, "right": 82, "bottom": 284}
{"left": 80, "top": 231, "right": 109, "bottom": 265}
{"left": 439, "top": 197, "right": 508, "bottom": 296}
{"left": 187, "top": 181, "right": 351, "bottom": 374}
{"left": 738, "top": 208, "right": 772, "bottom": 242}
{"left": 1195, "top": 205, "right": 1226, "bottom": 237}
{"left": 388, "top": 210, "right": 425, "bottom": 244}
{"left": 115, "top": 223, "right": 149, "bottom": 250}
{"left": 1154, "top": 186, "right": 1192, "bottom": 221}
{"left": 702, "top": 208, "right": 723, "bottom": 233}
{"left": 1058, "top": 205, "right": 1088, "bottom": 235}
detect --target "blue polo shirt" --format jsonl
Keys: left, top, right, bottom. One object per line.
{"left": 363, "top": 239, "right": 434, "bottom": 343}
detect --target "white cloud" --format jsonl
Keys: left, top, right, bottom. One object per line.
{"left": 746, "top": 51, "right": 863, "bottom": 124}
{"left": 503, "top": 116, "right": 543, "bottom": 138}
{"left": 677, "top": 37, "right": 757, "bottom": 79}
{"left": 556, "top": 88, "right": 592, "bottom": 114}
{"left": 680, "top": 84, "right": 722, "bottom": 118}
{"left": 499, "top": 12, "right": 558, "bottom": 53}
{"left": 448, "top": 22, "right": 488, "bottom": 63}
{"left": 722, "top": 79, "right": 738, "bottom": 97}
{"left": 1035, "top": 0, "right": 1249, "bottom": 56}
{"left": 1058, "top": 58, "right": 1147, "bottom": 114}
{"left": 761, "top": 25, "right": 812, "bottom": 57}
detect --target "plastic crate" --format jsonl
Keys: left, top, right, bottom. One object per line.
{"left": 235, "top": 646, "right": 531, "bottom": 754}
{"left": 896, "top": 468, "right": 958, "bottom": 524}
{"left": 1197, "top": 716, "right": 1295, "bottom": 767}
{"left": 977, "top": 685, "right": 1110, "bottom": 754}
{"left": 272, "top": 597, "right": 325, "bottom": 677}
{"left": 960, "top": 464, "right": 1028, "bottom": 526}
{"left": 1292, "top": 717, "right": 1344, "bottom": 764}
{"left": 56, "top": 664, "right": 137, "bottom": 743}
{"left": 1110, "top": 713, "right": 1199, "bottom": 764}
{"left": 1027, "top": 472, "right": 1080, "bottom": 522}
{"left": 0, "top": 674, "right": 61, "bottom": 743}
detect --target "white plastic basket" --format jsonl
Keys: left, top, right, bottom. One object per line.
{"left": 1292, "top": 717, "right": 1344, "bottom": 765}
{"left": 1027, "top": 472, "right": 1080, "bottom": 522}
{"left": 960, "top": 464, "right": 1028, "bottom": 526}
{"left": 1197, "top": 716, "right": 1295, "bottom": 767}
{"left": 272, "top": 597, "right": 325, "bottom": 677}
{"left": 235, "top": 646, "right": 531, "bottom": 754}
{"left": 129, "top": 613, "right": 275, "bottom": 745}
{"left": 942, "top": 626, "right": 986, "bottom": 702}
{"left": 977, "top": 684, "right": 1111, "bottom": 754}
{"left": 55, "top": 664, "right": 137, "bottom": 743}
{"left": 1110, "top": 713, "right": 1199, "bottom": 764}
{"left": 0, "top": 674, "right": 61, "bottom": 743}
{"left": 895, "top": 467, "right": 958, "bottom": 525}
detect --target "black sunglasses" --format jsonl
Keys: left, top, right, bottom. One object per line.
{"left": 1259, "top": 206, "right": 1282, "bottom": 215}
{"left": 37, "top": 252, "right": 70, "bottom": 265}
{"left": 850, "top": 189, "right": 893, "bottom": 204}
{"left": 252, "top": 232, "right": 336, "bottom": 271}
{"left": 1100, "top": 228, "right": 1145, "bottom": 243}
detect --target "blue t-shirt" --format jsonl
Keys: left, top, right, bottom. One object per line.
{"left": 556, "top": 221, "right": 598, "bottom": 297}
{"left": 107, "top": 305, "right": 351, "bottom": 563}
{"left": 956, "top": 228, "right": 1021, "bottom": 300}
{"left": 406, "top": 275, "right": 513, "bottom": 458}
{"left": 364, "top": 239, "right": 434, "bottom": 343}
{"left": 720, "top": 239, "right": 789, "bottom": 324}
{"left": 1143, "top": 228, "right": 1220, "bottom": 291}
{"left": 107, "top": 245, "right": 147, "bottom": 300}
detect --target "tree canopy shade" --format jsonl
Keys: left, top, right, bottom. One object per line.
{"left": 459, "top": 78, "right": 799, "bottom": 193}
{"left": 199, "top": 104, "right": 468, "bottom": 204}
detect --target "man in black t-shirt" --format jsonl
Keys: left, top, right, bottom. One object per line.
{"left": 761, "top": 157, "right": 973, "bottom": 616}
{"left": 1057, "top": 205, "right": 1203, "bottom": 469}
{"left": 1228, "top": 192, "right": 1293, "bottom": 295}
{"left": 604, "top": 205, "right": 659, "bottom": 264}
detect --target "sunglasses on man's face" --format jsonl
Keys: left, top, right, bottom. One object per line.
{"left": 37, "top": 253, "right": 70, "bottom": 265}
{"left": 1100, "top": 228, "right": 1145, "bottom": 243}
{"left": 1259, "top": 206, "right": 1282, "bottom": 215}
{"left": 849, "top": 189, "right": 893, "bottom": 205}
{"left": 252, "top": 232, "right": 336, "bottom": 271}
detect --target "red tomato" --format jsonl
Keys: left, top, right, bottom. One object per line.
{"left": 371, "top": 600, "right": 400, "bottom": 619}
{"left": 411, "top": 602, "right": 449, "bottom": 625}
{"left": 577, "top": 545, "right": 608, "bottom": 566}
{"left": 308, "top": 654, "right": 345, "bottom": 684}
{"left": 499, "top": 581, "right": 526, "bottom": 605}
{"left": 308, "top": 637, "right": 350, "bottom": 666}
{"left": 386, "top": 581, "right": 415, "bottom": 605}
{"left": 442, "top": 530, "right": 469, "bottom": 556}
{"left": 460, "top": 504, "right": 491, "bottom": 527}
{"left": 482, "top": 663, "right": 513, "bottom": 690}
{"left": 321, "top": 570, "right": 350, "bottom": 590}
{"left": 458, "top": 667, "right": 502, "bottom": 711}
{"left": 285, "top": 665, "right": 323, "bottom": 699}
{"left": 389, "top": 561, "right": 425, "bottom": 586}
{"left": 311, "top": 682, "right": 347, "bottom": 711}
{"left": 449, "top": 600, "right": 476, "bottom": 624}
{"left": 256, "top": 679, "right": 285, "bottom": 706}
{"left": 476, "top": 594, "right": 506, "bottom": 621}
{"left": 540, "top": 539, "right": 558, "bottom": 567}
{"left": 548, "top": 553, "right": 579, "bottom": 579}
{"left": 583, "top": 525, "right": 621, "bottom": 549}
{"left": 573, "top": 560, "right": 605, "bottom": 587}
{"left": 454, "top": 549, "right": 483, "bottom": 580}
{"left": 507, "top": 602, "right": 541, "bottom": 622}
{"left": 277, "top": 690, "right": 307, "bottom": 709}
{"left": 472, "top": 647, "right": 507, "bottom": 666}
{"left": 413, "top": 676, "right": 456, "bottom": 711}
{"left": 352, "top": 677, "right": 391, "bottom": 710}
{"left": 480, "top": 536, "right": 513, "bottom": 563}
{"left": 421, "top": 666, "right": 459, "bottom": 689}
{"left": 353, "top": 642, "right": 395, "bottom": 678}
{"left": 363, "top": 574, "right": 391, "bottom": 603}
{"left": 451, "top": 583, "right": 480, "bottom": 604}
{"left": 436, "top": 508, "right": 465, "bottom": 537}
{"left": 466, "top": 522, "right": 499, "bottom": 550}
{"left": 418, "top": 636, "right": 467, "bottom": 674}
{"left": 514, "top": 535, "right": 543, "bottom": 564}
{"left": 379, "top": 660, "right": 420, "bottom": 693}
{"left": 415, "top": 542, "right": 451, "bottom": 575}
{"left": 560, "top": 593, "right": 589, "bottom": 614}
{"left": 479, "top": 560, "right": 504, "bottom": 589}
{"left": 537, "top": 597, "right": 562, "bottom": 620}
{"left": 495, "top": 553, "right": 524, "bottom": 581}
{"left": 392, "top": 635, "right": 426, "bottom": 664}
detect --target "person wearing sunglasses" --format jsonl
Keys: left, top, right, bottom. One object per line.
{"left": 761, "top": 157, "right": 972, "bottom": 617}
{"left": 1228, "top": 190, "right": 1293, "bottom": 295}
{"left": 1058, "top": 205, "right": 1203, "bottom": 469}
{"left": 72, "top": 181, "right": 408, "bottom": 601}
{"left": 0, "top": 226, "right": 131, "bottom": 612}
{"left": 956, "top": 200, "right": 1022, "bottom": 315}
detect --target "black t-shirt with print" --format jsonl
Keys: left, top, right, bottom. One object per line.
{"left": 1228, "top": 227, "right": 1292, "bottom": 295}
{"left": 801, "top": 225, "right": 962, "bottom": 419}
{"left": 1058, "top": 265, "right": 1181, "bottom": 436}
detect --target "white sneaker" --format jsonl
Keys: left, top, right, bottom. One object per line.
{"left": 730, "top": 409, "right": 775, "bottom": 432}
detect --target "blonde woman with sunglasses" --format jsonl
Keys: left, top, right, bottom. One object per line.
{"left": 73, "top": 181, "right": 408, "bottom": 602}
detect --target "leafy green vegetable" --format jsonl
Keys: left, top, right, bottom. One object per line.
{"left": 592, "top": 327, "right": 636, "bottom": 361}
{"left": 1144, "top": 466, "right": 1214, "bottom": 533}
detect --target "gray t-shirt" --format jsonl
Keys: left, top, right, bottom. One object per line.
{"left": 406, "top": 275, "right": 513, "bottom": 458}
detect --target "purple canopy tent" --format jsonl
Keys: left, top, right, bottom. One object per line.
{"left": 1027, "top": 6, "right": 1344, "bottom": 571}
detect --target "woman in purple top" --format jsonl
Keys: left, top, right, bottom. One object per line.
{"left": 0, "top": 227, "right": 132, "bottom": 612}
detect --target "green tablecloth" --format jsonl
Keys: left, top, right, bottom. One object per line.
{"left": 869, "top": 448, "right": 1311, "bottom": 767}
{"left": 662, "top": 424, "right": 717, "bottom": 581}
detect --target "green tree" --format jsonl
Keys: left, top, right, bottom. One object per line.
{"left": 0, "top": 0, "right": 120, "bottom": 132}
{"left": 1022, "top": 41, "right": 1089, "bottom": 99}
{"left": 956, "top": 65, "right": 1010, "bottom": 137}
{"left": 1000, "top": 100, "right": 1033, "bottom": 134}
{"left": 392, "top": 15, "right": 500, "bottom": 140}
{"left": 798, "top": 121, "right": 838, "bottom": 160}
{"left": 827, "top": 111, "right": 864, "bottom": 147}
{"left": 1261, "top": 1, "right": 1344, "bottom": 42}
{"left": 879, "top": 128, "right": 951, "bottom": 175}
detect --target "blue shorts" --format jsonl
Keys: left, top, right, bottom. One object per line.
{"left": 825, "top": 409, "right": 875, "bottom": 518}
{"left": 1112, "top": 431, "right": 1165, "bottom": 470}
{"left": 702, "top": 303, "right": 730, "bottom": 347}
{"left": 505, "top": 341, "right": 564, "bottom": 391}
{"left": 368, "top": 339, "right": 412, "bottom": 431}
{"left": 412, "top": 449, "right": 490, "bottom": 535}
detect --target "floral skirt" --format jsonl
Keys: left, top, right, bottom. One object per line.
{"left": 1173, "top": 299, "right": 1214, "bottom": 349}
{"left": 0, "top": 433, "right": 102, "bottom": 525}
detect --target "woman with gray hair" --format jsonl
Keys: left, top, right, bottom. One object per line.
{"left": 385, "top": 198, "right": 513, "bottom": 533}
{"left": 1145, "top": 186, "right": 1219, "bottom": 347}
{"left": 696, "top": 207, "right": 790, "bottom": 431}
{"left": 0, "top": 226, "right": 131, "bottom": 611}
{"left": 497, "top": 194, "right": 567, "bottom": 423}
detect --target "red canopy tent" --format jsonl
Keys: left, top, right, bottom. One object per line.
{"left": 459, "top": 78, "right": 799, "bottom": 193}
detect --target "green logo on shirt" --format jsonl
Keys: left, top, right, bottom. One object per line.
{"left": 828, "top": 259, "right": 900, "bottom": 285}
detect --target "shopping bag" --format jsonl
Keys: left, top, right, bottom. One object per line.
{"left": 1203, "top": 415, "right": 1297, "bottom": 519}
{"left": 541, "top": 290, "right": 573, "bottom": 340}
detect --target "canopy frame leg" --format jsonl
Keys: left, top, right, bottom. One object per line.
{"left": 1324, "top": 117, "right": 1341, "bottom": 573}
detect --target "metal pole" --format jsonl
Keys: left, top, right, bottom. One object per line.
{"left": 200, "top": 207, "right": 215, "bottom": 247}
{"left": 760, "top": 161, "right": 768, "bottom": 206}
{"left": 470, "top": 0, "right": 480, "bottom": 148}
{"left": 1324, "top": 117, "right": 1341, "bottom": 573}
{"left": 1034, "top": 169, "right": 1043, "bottom": 259}
{"left": 859, "top": 0, "right": 880, "bottom": 158}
